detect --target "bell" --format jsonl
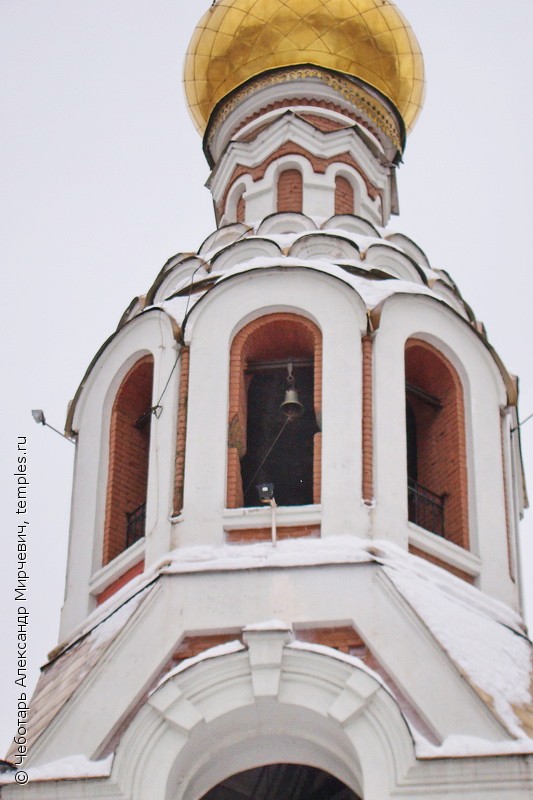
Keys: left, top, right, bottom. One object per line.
{"left": 280, "top": 387, "right": 304, "bottom": 419}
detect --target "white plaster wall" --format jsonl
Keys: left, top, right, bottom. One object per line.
{"left": 60, "top": 311, "right": 180, "bottom": 640}
{"left": 27, "top": 566, "right": 511, "bottom": 776}
{"left": 373, "top": 294, "right": 517, "bottom": 608}
{"left": 179, "top": 268, "right": 368, "bottom": 546}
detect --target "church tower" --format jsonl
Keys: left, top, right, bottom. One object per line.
{"left": 3, "top": 1, "right": 533, "bottom": 797}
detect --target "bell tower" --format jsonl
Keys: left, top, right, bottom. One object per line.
{"left": 3, "top": 1, "right": 532, "bottom": 797}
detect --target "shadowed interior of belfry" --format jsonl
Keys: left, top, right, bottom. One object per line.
{"left": 201, "top": 764, "right": 359, "bottom": 799}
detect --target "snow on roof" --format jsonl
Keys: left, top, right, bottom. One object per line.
{"left": 155, "top": 640, "right": 246, "bottom": 690}
{"left": 88, "top": 588, "right": 150, "bottom": 646}
{"left": 287, "top": 639, "right": 387, "bottom": 686}
{"left": 213, "top": 257, "right": 436, "bottom": 308}
{"left": 4, "top": 588, "right": 153, "bottom": 764}
{"left": 150, "top": 624, "right": 531, "bottom": 759}
{"left": 0, "top": 754, "right": 113, "bottom": 785}
{"left": 379, "top": 546, "right": 533, "bottom": 743}
{"left": 128, "top": 213, "right": 475, "bottom": 332}
{"left": 155, "top": 633, "right": 387, "bottom": 693}
{"left": 375, "top": 543, "right": 525, "bottom": 634}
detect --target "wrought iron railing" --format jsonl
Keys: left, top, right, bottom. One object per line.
{"left": 408, "top": 479, "right": 445, "bottom": 537}
{"left": 126, "top": 501, "right": 146, "bottom": 548}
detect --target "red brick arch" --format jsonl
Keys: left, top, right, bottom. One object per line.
{"left": 335, "top": 174, "right": 355, "bottom": 215}
{"left": 277, "top": 168, "right": 303, "bottom": 213}
{"left": 103, "top": 355, "right": 153, "bottom": 565}
{"left": 227, "top": 313, "right": 322, "bottom": 509}
{"left": 405, "top": 339, "right": 469, "bottom": 551}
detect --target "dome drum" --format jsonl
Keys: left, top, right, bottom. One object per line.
{"left": 208, "top": 111, "right": 393, "bottom": 227}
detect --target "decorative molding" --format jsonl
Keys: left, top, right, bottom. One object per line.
{"left": 207, "top": 68, "right": 402, "bottom": 159}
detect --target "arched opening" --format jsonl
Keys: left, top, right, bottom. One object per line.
{"left": 406, "top": 400, "right": 418, "bottom": 486}
{"left": 335, "top": 175, "right": 355, "bottom": 215}
{"left": 103, "top": 356, "right": 153, "bottom": 564}
{"left": 121, "top": 643, "right": 409, "bottom": 800}
{"left": 277, "top": 169, "right": 303, "bottom": 213}
{"left": 200, "top": 764, "right": 360, "bottom": 799}
{"left": 227, "top": 314, "right": 322, "bottom": 509}
{"left": 405, "top": 340, "right": 469, "bottom": 548}
{"left": 236, "top": 191, "right": 246, "bottom": 223}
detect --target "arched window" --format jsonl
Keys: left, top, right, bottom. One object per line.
{"left": 236, "top": 191, "right": 246, "bottom": 223}
{"left": 277, "top": 169, "right": 303, "bottom": 213}
{"left": 335, "top": 175, "right": 355, "bottom": 215}
{"left": 405, "top": 340, "right": 469, "bottom": 548}
{"left": 227, "top": 314, "right": 322, "bottom": 509}
{"left": 103, "top": 356, "right": 153, "bottom": 564}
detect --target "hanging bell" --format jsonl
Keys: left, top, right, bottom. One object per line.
{"left": 280, "top": 363, "right": 304, "bottom": 419}
{"left": 280, "top": 387, "right": 304, "bottom": 419}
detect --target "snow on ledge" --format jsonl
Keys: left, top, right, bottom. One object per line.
{"left": 287, "top": 640, "right": 386, "bottom": 687}
{"left": 161, "top": 535, "right": 375, "bottom": 575}
{"left": 414, "top": 732, "right": 533, "bottom": 758}
{"left": 244, "top": 619, "right": 292, "bottom": 632}
{"left": 155, "top": 640, "right": 246, "bottom": 690}
{"left": 0, "top": 754, "right": 113, "bottom": 784}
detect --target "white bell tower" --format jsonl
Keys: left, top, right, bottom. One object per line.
{"left": 3, "top": 1, "right": 532, "bottom": 798}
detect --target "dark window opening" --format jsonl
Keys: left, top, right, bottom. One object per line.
{"left": 406, "top": 394, "right": 446, "bottom": 536}
{"left": 201, "top": 763, "right": 360, "bottom": 799}
{"left": 104, "top": 357, "right": 153, "bottom": 564}
{"left": 227, "top": 314, "right": 322, "bottom": 510}
{"left": 406, "top": 400, "right": 418, "bottom": 484}
{"left": 241, "top": 363, "right": 318, "bottom": 507}
{"left": 406, "top": 394, "right": 446, "bottom": 537}
{"left": 408, "top": 478, "right": 445, "bottom": 537}
{"left": 126, "top": 501, "right": 147, "bottom": 549}
{"left": 405, "top": 341, "right": 468, "bottom": 548}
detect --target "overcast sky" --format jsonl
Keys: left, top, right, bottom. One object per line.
{"left": 1, "top": 0, "right": 532, "bottom": 758}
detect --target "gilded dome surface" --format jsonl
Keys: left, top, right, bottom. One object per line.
{"left": 184, "top": 0, "right": 425, "bottom": 135}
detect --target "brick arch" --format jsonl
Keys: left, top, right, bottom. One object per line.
{"left": 226, "top": 180, "right": 248, "bottom": 224}
{"left": 227, "top": 313, "right": 322, "bottom": 509}
{"left": 335, "top": 174, "right": 355, "bottom": 215}
{"left": 405, "top": 339, "right": 469, "bottom": 551}
{"left": 218, "top": 144, "right": 381, "bottom": 219}
{"left": 277, "top": 168, "right": 303, "bottom": 213}
{"left": 236, "top": 192, "right": 246, "bottom": 223}
{"left": 103, "top": 355, "right": 153, "bottom": 565}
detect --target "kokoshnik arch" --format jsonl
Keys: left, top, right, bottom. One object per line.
{"left": 3, "top": 1, "right": 532, "bottom": 798}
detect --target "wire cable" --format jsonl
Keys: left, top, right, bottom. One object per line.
{"left": 243, "top": 416, "right": 290, "bottom": 497}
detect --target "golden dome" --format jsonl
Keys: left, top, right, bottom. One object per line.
{"left": 184, "top": 0, "right": 425, "bottom": 136}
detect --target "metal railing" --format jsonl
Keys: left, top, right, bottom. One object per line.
{"left": 408, "top": 479, "right": 445, "bottom": 537}
{"left": 126, "top": 501, "right": 146, "bottom": 549}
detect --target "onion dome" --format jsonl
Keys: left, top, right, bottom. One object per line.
{"left": 184, "top": 0, "right": 425, "bottom": 138}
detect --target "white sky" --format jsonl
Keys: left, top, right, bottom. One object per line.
{"left": 1, "top": 0, "right": 532, "bottom": 758}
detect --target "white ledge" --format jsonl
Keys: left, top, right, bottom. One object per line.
{"left": 408, "top": 524, "right": 481, "bottom": 577}
{"left": 89, "top": 538, "right": 145, "bottom": 596}
{"left": 223, "top": 504, "right": 321, "bottom": 530}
